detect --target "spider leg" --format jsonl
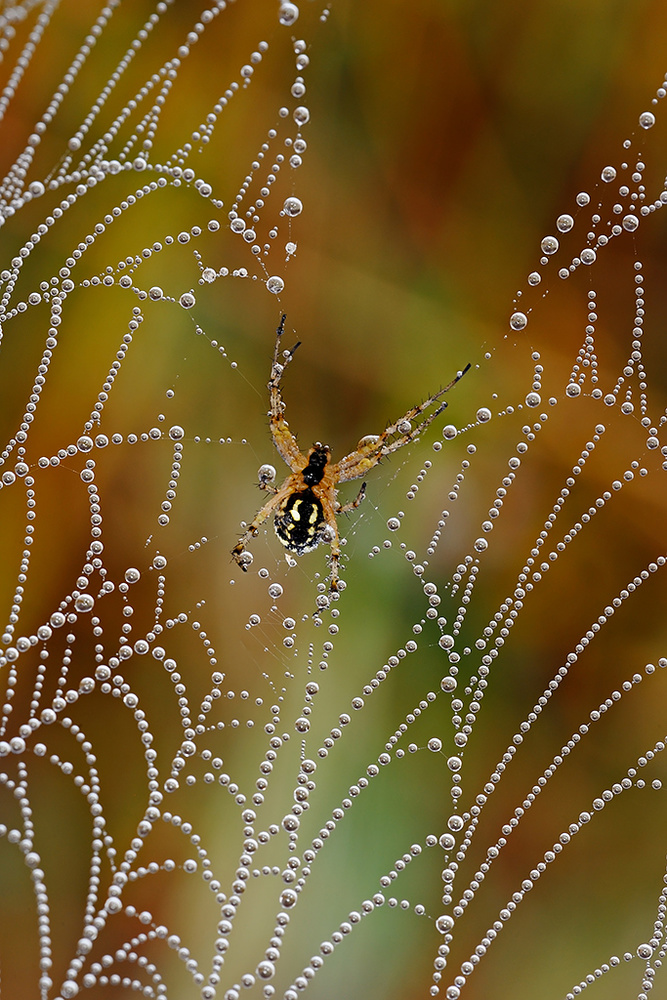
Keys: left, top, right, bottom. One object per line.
{"left": 269, "top": 314, "right": 307, "bottom": 472}
{"left": 315, "top": 490, "right": 344, "bottom": 590}
{"left": 231, "top": 479, "right": 293, "bottom": 570}
{"left": 336, "top": 482, "right": 367, "bottom": 514}
{"left": 335, "top": 363, "right": 471, "bottom": 483}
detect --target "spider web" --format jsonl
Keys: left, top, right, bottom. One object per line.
{"left": 0, "top": 2, "right": 666, "bottom": 1000}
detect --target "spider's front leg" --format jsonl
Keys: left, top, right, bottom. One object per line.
{"left": 335, "top": 363, "right": 471, "bottom": 483}
{"left": 269, "top": 314, "right": 307, "bottom": 472}
{"left": 269, "top": 315, "right": 300, "bottom": 403}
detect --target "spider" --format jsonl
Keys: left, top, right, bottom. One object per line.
{"left": 232, "top": 314, "right": 470, "bottom": 591}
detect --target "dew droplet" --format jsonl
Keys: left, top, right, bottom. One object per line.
{"left": 509, "top": 311, "right": 528, "bottom": 331}
{"left": 75, "top": 594, "right": 95, "bottom": 613}
{"left": 258, "top": 464, "right": 276, "bottom": 484}
{"left": 476, "top": 407, "right": 492, "bottom": 423}
{"left": 540, "top": 235, "right": 559, "bottom": 254}
{"left": 283, "top": 197, "right": 303, "bottom": 217}
{"left": 556, "top": 214, "right": 574, "bottom": 233}
{"left": 266, "top": 276, "right": 284, "bottom": 294}
{"left": 279, "top": 2, "right": 299, "bottom": 25}
{"left": 256, "top": 960, "right": 275, "bottom": 980}
{"left": 601, "top": 166, "right": 617, "bottom": 183}
{"left": 622, "top": 214, "right": 639, "bottom": 232}
{"left": 639, "top": 111, "right": 655, "bottom": 130}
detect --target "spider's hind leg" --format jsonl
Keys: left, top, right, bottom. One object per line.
{"left": 231, "top": 486, "right": 289, "bottom": 571}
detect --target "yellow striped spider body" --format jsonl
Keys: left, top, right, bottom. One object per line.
{"left": 232, "top": 315, "right": 469, "bottom": 590}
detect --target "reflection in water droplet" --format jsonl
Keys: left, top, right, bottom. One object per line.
{"left": 509, "top": 311, "right": 528, "bottom": 331}
{"left": 283, "top": 196, "right": 303, "bottom": 217}
{"left": 75, "top": 594, "right": 95, "bottom": 613}
{"left": 556, "top": 214, "right": 574, "bottom": 232}
{"left": 279, "top": 2, "right": 299, "bottom": 25}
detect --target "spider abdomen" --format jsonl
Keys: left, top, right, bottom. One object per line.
{"left": 274, "top": 489, "right": 325, "bottom": 555}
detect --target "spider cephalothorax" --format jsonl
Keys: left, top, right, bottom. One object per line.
{"left": 232, "top": 315, "right": 469, "bottom": 590}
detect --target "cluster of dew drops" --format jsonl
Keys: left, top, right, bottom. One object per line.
{"left": 423, "top": 97, "right": 667, "bottom": 999}
{"left": 339, "top": 92, "right": 667, "bottom": 999}
{"left": 0, "top": 4, "right": 355, "bottom": 998}
{"left": 0, "top": 0, "right": 318, "bottom": 333}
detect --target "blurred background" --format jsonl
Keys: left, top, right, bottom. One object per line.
{"left": 0, "top": 1, "right": 666, "bottom": 998}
